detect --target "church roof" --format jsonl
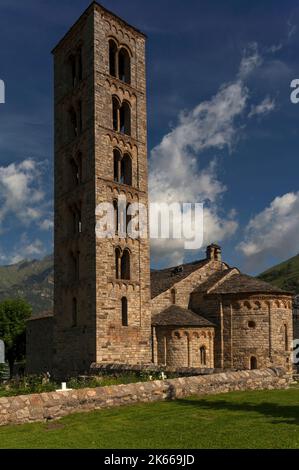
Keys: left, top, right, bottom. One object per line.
{"left": 208, "top": 273, "right": 293, "bottom": 295}
{"left": 152, "top": 305, "right": 214, "bottom": 327}
{"left": 151, "top": 259, "right": 209, "bottom": 298}
{"left": 192, "top": 268, "right": 237, "bottom": 293}
{"left": 27, "top": 311, "right": 53, "bottom": 321}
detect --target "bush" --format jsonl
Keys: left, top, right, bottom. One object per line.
{"left": 0, "top": 363, "right": 10, "bottom": 383}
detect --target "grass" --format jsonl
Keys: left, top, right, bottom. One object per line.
{"left": 0, "top": 386, "right": 299, "bottom": 449}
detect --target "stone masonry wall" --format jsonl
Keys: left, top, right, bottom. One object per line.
{"left": 0, "top": 368, "right": 290, "bottom": 427}
{"left": 155, "top": 326, "right": 214, "bottom": 368}
{"left": 191, "top": 292, "right": 293, "bottom": 371}
{"left": 93, "top": 6, "right": 152, "bottom": 364}
{"left": 151, "top": 259, "right": 225, "bottom": 316}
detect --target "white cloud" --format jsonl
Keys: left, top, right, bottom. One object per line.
{"left": 248, "top": 96, "right": 276, "bottom": 118}
{"left": 0, "top": 158, "right": 49, "bottom": 230}
{"left": 238, "top": 192, "right": 299, "bottom": 269}
{"left": 267, "top": 43, "right": 283, "bottom": 53}
{"left": 238, "top": 43, "right": 262, "bottom": 80}
{"left": 39, "top": 219, "right": 54, "bottom": 231}
{"left": 149, "top": 45, "right": 268, "bottom": 267}
{"left": 0, "top": 237, "right": 47, "bottom": 265}
{"left": 287, "top": 20, "right": 297, "bottom": 40}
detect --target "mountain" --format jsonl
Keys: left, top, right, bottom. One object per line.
{"left": 0, "top": 252, "right": 298, "bottom": 315}
{"left": 258, "top": 253, "right": 299, "bottom": 295}
{"left": 0, "top": 255, "right": 54, "bottom": 315}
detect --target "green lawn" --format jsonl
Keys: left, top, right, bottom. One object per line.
{"left": 0, "top": 387, "right": 299, "bottom": 449}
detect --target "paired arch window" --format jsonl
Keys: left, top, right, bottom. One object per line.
{"left": 68, "top": 47, "right": 83, "bottom": 88}
{"left": 70, "top": 205, "right": 82, "bottom": 234}
{"left": 112, "top": 96, "right": 131, "bottom": 135}
{"left": 113, "top": 149, "right": 132, "bottom": 185}
{"left": 70, "top": 153, "right": 83, "bottom": 188}
{"left": 109, "top": 40, "right": 131, "bottom": 84}
{"left": 121, "top": 297, "right": 128, "bottom": 326}
{"left": 70, "top": 251, "right": 80, "bottom": 282}
{"left": 113, "top": 200, "right": 133, "bottom": 236}
{"left": 200, "top": 346, "right": 206, "bottom": 366}
{"left": 68, "top": 101, "right": 83, "bottom": 139}
{"left": 113, "top": 200, "right": 119, "bottom": 234}
{"left": 115, "top": 248, "right": 131, "bottom": 280}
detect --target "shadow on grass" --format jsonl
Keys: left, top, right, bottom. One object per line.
{"left": 174, "top": 397, "right": 299, "bottom": 426}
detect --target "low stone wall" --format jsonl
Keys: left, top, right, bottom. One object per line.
{"left": 0, "top": 368, "right": 291, "bottom": 427}
{"left": 90, "top": 362, "right": 218, "bottom": 376}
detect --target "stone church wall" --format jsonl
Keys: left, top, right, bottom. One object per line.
{"left": 151, "top": 260, "right": 225, "bottom": 316}
{"left": 155, "top": 327, "right": 214, "bottom": 368}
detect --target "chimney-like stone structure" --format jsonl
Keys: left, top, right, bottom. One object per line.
{"left": 206, "top": 244, "right": 222, "bottom": 261}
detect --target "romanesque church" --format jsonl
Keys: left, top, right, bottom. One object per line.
{"left": 27, "top": 2, "right": 293, "bottom": 377}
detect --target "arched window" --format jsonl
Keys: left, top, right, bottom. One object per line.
{"left": 112, "top": 98, "right": 131, "bottom": 136}
{"left": 113, "top": 200, "right": 119, "bottom": 234}
{"left": 121, "top": 249, "right": 130, "bottom": 280}
{"left": 68, "top": 49, "right": 83, "bottom": 88}
{"left": 72, "top": 298, "right": 78, "bottom": 327}
{"left": 250, "top": 356, "right": 257, "bottom": 370}
{"left": 121, "top": 153, "right": 132, "bottom": 185}
{"left": 113, "top": 148, "right": 121, "bottom": 182}
{"left": 200, "top": 346, "right": 206, "bottom": 366}
{"left": 118, "top": 47, "right": 131, "bottom": 84}
{"left": 126, "top": 203, "right": 132, "bottom": 237}
{"left": 115, "top": 247, "right": 121, "bottom": 279}
{"left": 70, "top": 158, "right": 80, "bottom": 187}
{"left": 69, "top": 55, "right": 77, "bottom": 88}
{"left": 78, "top": 47, "right": 83, "bottom": 82}
{"left": 71, "top": 206, "right": 82, "bottom": 234}
{"left": 112, "top": 96, "right": 120, "bottom": 131}
{"left": 171, "top": 288, "right": 176, "bottom": 305}
{"left": 69, "top": 107, "right": 78, "bottom": 138}
{"left": 284, "top": 324, "right": 288, "bottom": 351}
{"left": 109, "top": 39, "right": 118, "bottom": 77}
{"left": 121, "top": 297, "right": 128, "bottom": 326}
{"left": 120, "top": 101, "right": 131, "bottom": 135}
{"left": 78, "top": 101, "right": 83, "bottom": 134}
{"left": 70, "top": 251, "right": 80, "bottom": 282}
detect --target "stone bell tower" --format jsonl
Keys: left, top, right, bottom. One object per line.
{"left": 53, "top": 2, "right": 152, "bottom": 376}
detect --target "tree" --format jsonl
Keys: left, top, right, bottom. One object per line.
{"left": 0, "top": 299, "right": 32, "bottom": 376}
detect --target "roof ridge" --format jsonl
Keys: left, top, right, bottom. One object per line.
{"left": 207, "top": 267, "right": 239, "bottom": 293}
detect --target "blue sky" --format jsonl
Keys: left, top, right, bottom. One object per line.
{"left": 0, "top": 0, "right": 299, "bottom": 274}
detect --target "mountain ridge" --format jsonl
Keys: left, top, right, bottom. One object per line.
{"left": 0, "top": 252, "right": 298, "bottom": 314}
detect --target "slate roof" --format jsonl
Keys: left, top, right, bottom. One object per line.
{"left": 152, "top": 305, "right": 214, "bottom": 327}
{"left": 27, "top": 311, "right": 53, "bottom": 321}
{"left": 209, "top": 273, "right": 293, "bottom": 295}
{"left": 192, "top": 268, "right": 237, "bottom": 293}
{"left": 151, "top": 259, "right": 209, "bottom": 298}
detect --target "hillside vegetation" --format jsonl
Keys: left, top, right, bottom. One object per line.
{"left": 258, "top": 254, "right": 299, "bottom": 294}
{"left": 0, "top": 255, "right": 53, "bottom": 314}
